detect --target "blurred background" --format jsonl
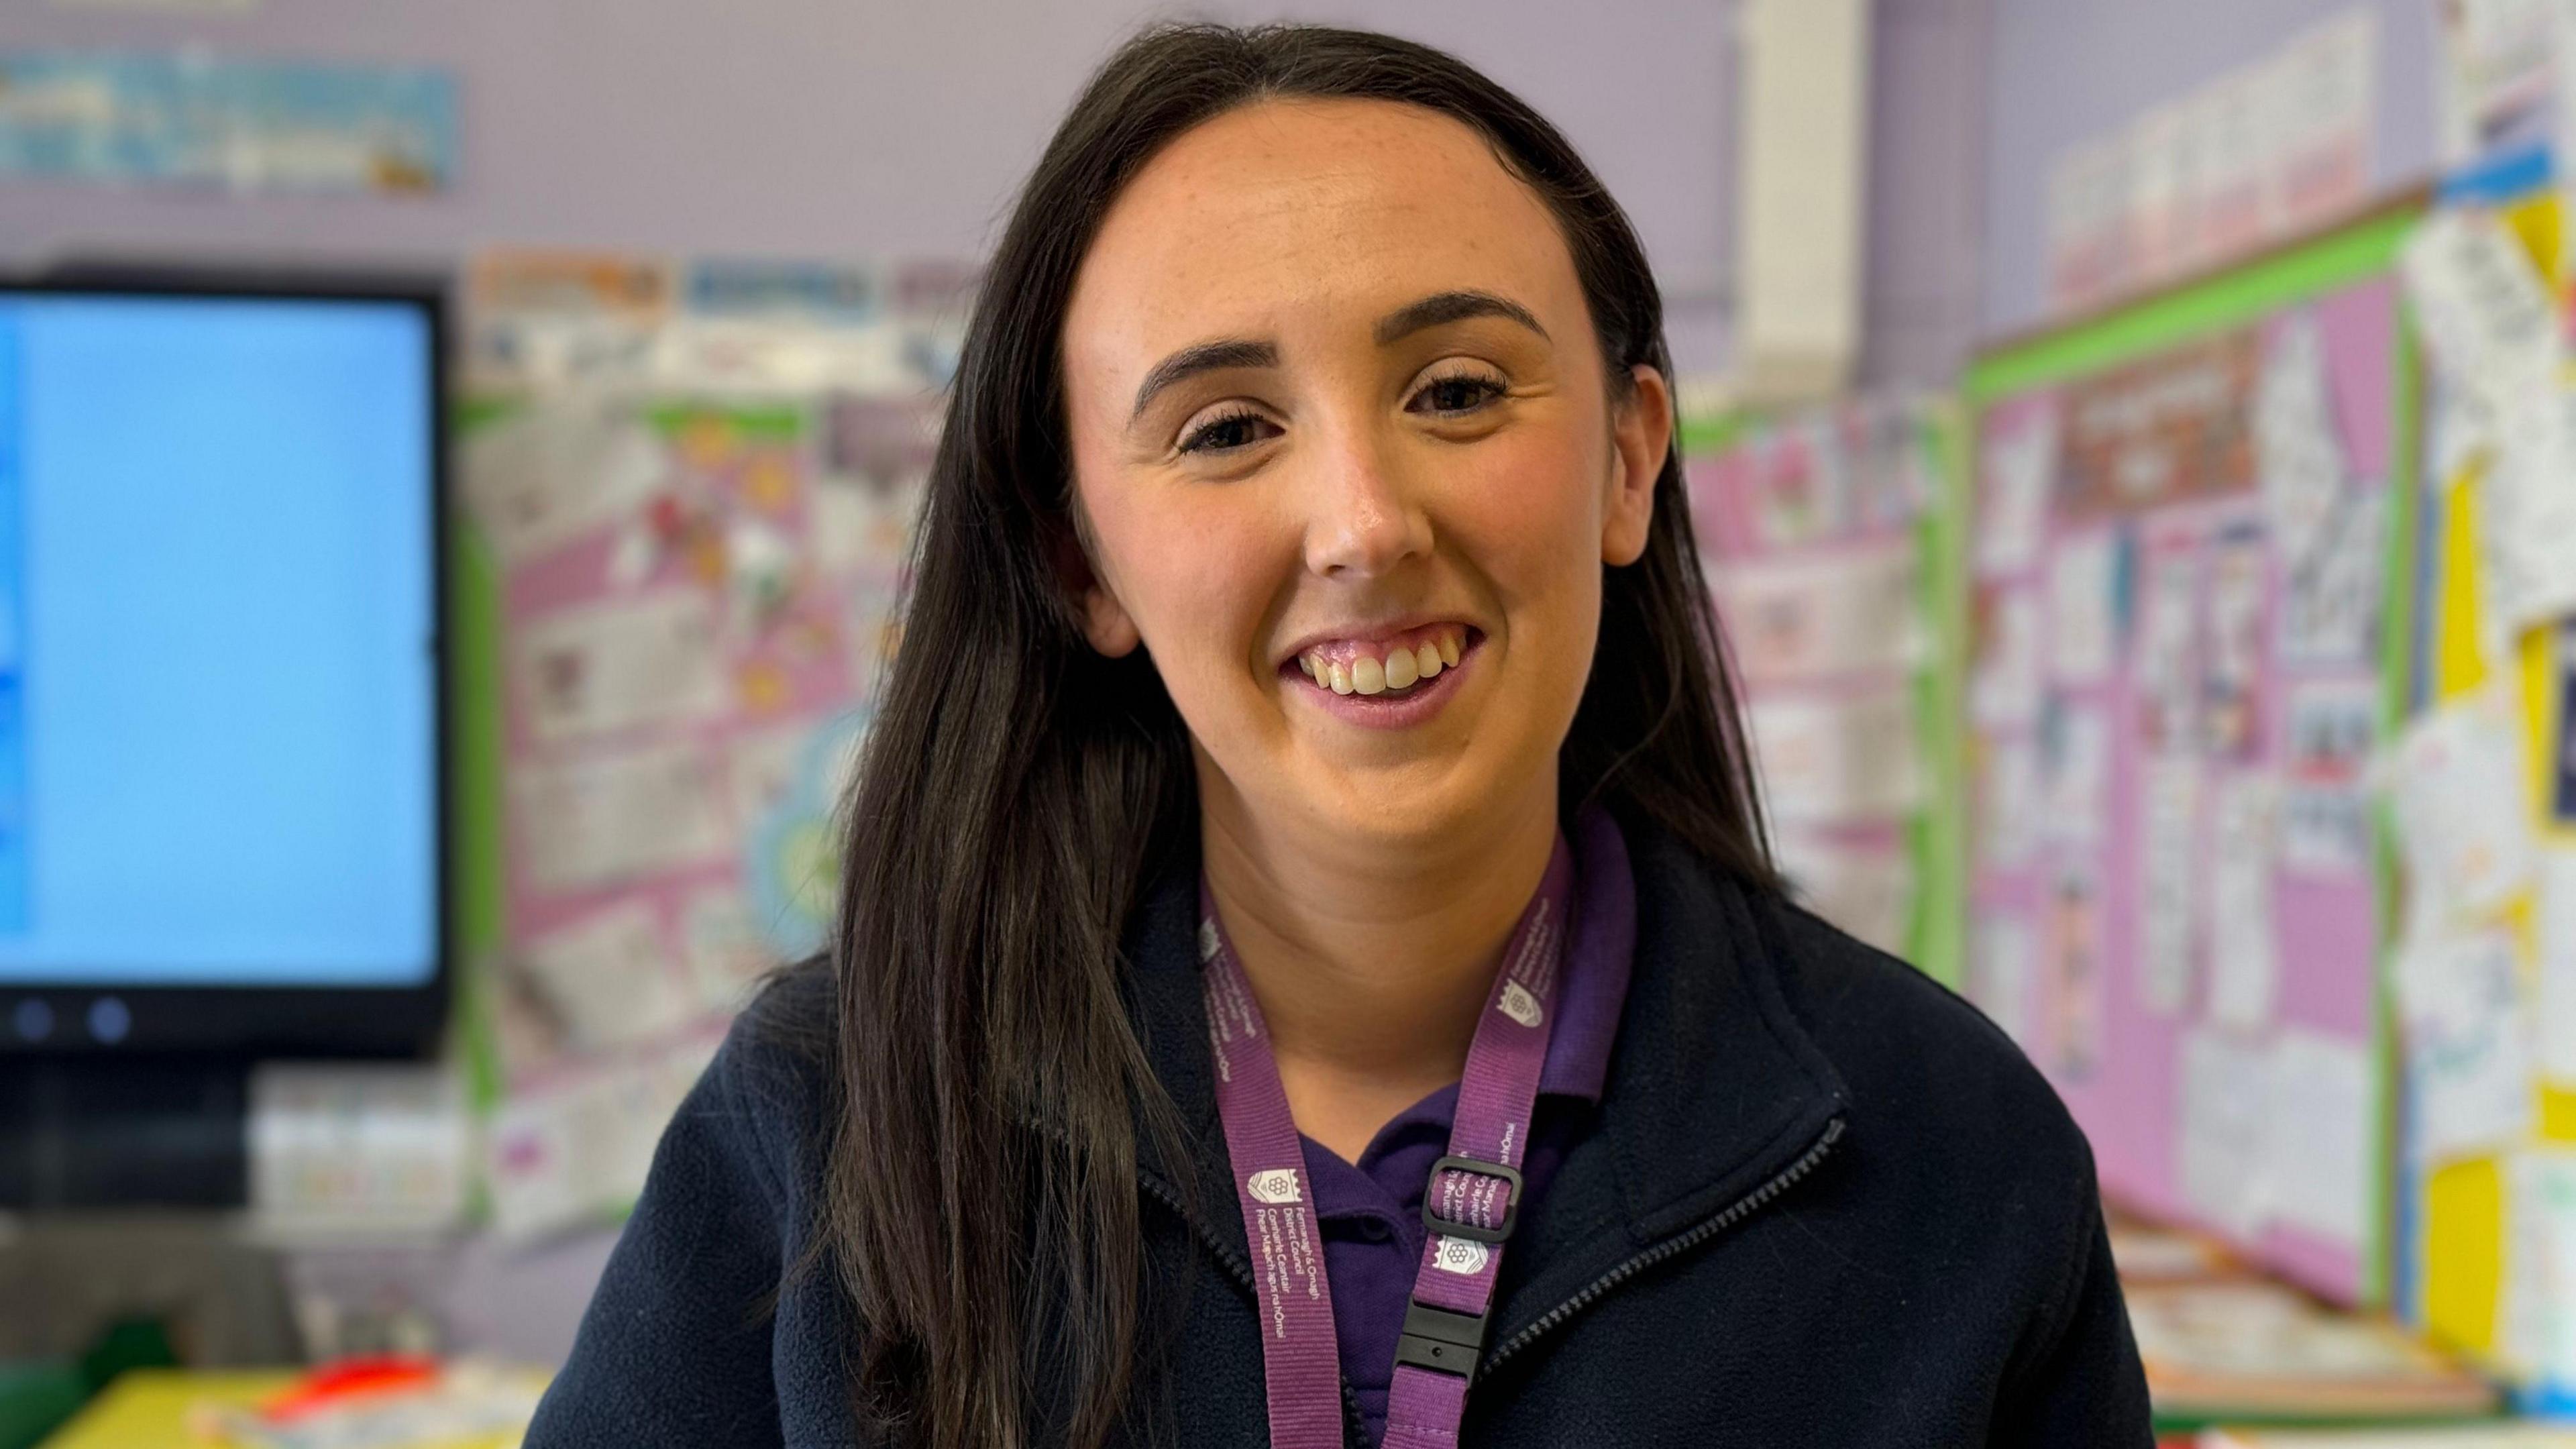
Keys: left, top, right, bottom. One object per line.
{"left": 0, "top": 1, "right": 2572, "bottom": 1446}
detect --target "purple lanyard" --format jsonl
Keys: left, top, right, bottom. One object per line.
{"left": 1199, "top": 839, "right": 1574, "bottom": 1449}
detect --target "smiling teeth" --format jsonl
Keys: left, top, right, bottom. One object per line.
{"left": 1297, "top": 627, "right": 1465, "bottom": 698}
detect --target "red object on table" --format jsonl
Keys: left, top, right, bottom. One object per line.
{"left": 256, "top": 1355, "right": 442, "bottom": 1422}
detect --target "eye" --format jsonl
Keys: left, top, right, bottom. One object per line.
{"left": 1179, "top": 407, "right": 1281, "bottom": 455}
{"left": 1408, "top": 370, "right": 1506, "bottom": 417}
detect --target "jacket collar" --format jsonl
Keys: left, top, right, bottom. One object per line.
{"left": 1118, "top": 812, "right": 1851, "bottom": 1340}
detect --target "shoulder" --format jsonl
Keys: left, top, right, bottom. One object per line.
{"left": 688, "top": 957, "right": 841, "bottom": 1218}
{"left": 1626, "top": 818, "right": 2095, "bottom": 1219}
{"left": 1772, "top": 903, "right": 2076, "bottom": 1140}
{"left": 1748, "top": 889, "right": 2103, "bottom": 1258}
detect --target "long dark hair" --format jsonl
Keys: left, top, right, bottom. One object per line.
{"left": 824, "top": 22, "right": 1770, "bottom": 1448}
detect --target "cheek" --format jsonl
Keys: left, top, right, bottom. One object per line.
{"left": 1438, "top": 424, "right": 1606, "bottom": 624}
{"left": 1084, "top": 483, "right": 1295, "bottom": 690}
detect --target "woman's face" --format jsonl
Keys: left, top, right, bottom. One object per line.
{"left": 1061, "top": 98, "right": 1668, "bottom": 851}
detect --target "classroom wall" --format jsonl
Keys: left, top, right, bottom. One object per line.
{"left": 0, "top": 0, "right": 1990, "bottom": 383}
{"left": 1976, "top": 0, "right": 2439, "bottom": 336}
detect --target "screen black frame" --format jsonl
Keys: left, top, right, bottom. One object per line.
{"left": 0, "top": 267, "right": 452, "bottom": 1060}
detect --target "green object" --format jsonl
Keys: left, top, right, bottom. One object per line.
{"left": 0, "top": 1360, "right": 88, "bottom": 1449}
{"left": 1960, "top": 203, "right": 2424, "bottom": 1311}
{"left": 448, "top": 397, "right": 515, "bottom": 1123}
{"left": 74, "top": 1318, "right": 176, "bottom": 1390}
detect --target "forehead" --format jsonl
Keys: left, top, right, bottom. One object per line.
{"left": 1066, "top": 97, "right": 1578, "bottom": 359}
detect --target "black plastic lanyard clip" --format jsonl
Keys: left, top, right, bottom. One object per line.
{"left": 1393, "top": 1299, "right": 1493, "bottom": 1387}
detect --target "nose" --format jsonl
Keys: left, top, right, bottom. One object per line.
{"left": 1299, "top": 419, "right": 1434, "bottom": 579}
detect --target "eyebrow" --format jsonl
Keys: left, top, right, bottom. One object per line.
{"left": 1124, "top": 290, "right": 1549, "bottom": 425}
{"left": 1373, "top": 289, "right": 1548, "bottom": 347}
{"left": 1130, "top": 339, "right": 1277, "bottom": 423}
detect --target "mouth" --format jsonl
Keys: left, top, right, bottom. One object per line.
{"left": 1281, "top": 623, "right": 1481, "bottom": 704}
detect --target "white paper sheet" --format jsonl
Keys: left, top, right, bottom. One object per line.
{"left": 248, "top": 1063, "right": 470, "bottom": 1232}
{"left": 1973, "top": 915, "right": 2036, "bottom": 1048}
{"left": 2139, "top": 755, "right": 2202, "bottom": 1017}
{"left": 2181, "top": 1025, "right": 2275, "bottom": 1240}
{"left": 1746, "top": 687, "right": 1921, "bottom": 825}
{"left": 2282, "top": 677, "right": 2381, "bottom": 877}
{"left": 513, "top": 741, "right": 732, "bottom": 892}
{"left": 2045, "top": 865, "right": 2108, "bottom": 1078}
{"left": 2126, "top": 100, "right": 2198, "bottom": 282}
{"left": 1712, "top": 542, "right": 1925, "bottom": 684}
{"left": 2208, "top": 772, "right": 2284, "bottom": 1032}
{"left": 1980, "top": 409, "right": 2057, "bottom": 574}
{"left": 512, "top": 591, "right": 725, "bottom": 743}
{"left": 2195, "top": 68, "right": 2279, "bottom": 256}
{"left": 1773, "top": 831, "right": 1915, "bottom": 956}
{"left": 2438, "top": 0, "right": 2561, "bottom": 165}
{"left": 2040, "top": 700, "right": 2112, "bottom": 845}
{"left": 2481, "top": 384, "right": 2576, "bottom": 631}
{"left": 519, "top": 900, "right": 694, "bottom": 1052}
{"left": 2261, "top": 1027, "right": 2373, "bottom": 1249}
{"left": 2539, "top": 849, "right": 2576, "bottom": 1088}
{"left": 1972, "top": 586, "right": 2045, "bottom": 729}
{"left": 681, "top": 884, "right": 773, "bottom": 1011}
{"left": 2135, "top": 549, "right": 2202, "bottom": 755}
{"left": 2400, "top": 208, "right": 2560, "bottom": 414}
{"left": 464, "top": 398, "right": 667, "bottom": 565}
{"left": 2202, "top": 531, "right": 2269, "bottom": 759}
{"left": 2265, "top": 9, "right": 2377, "bottom": 231}
{"left": 2502, "top": 1148, "right": 2576, "bottom": 1386}
{"left": 2047, "top": 531, "right": 2123, "bottom": 684}
{"left": 2279, "top": 488, "right": 2386, "bottom": 665}
{"left": 1978, "top": 737, "right": 2043, "bottom": 871}
{"left": 2047, "top": 135, "right": 2132, "bottom": 312}
{"left": 2397, "top": 926, "right": 2538, "bottom": 1167}
{"left": 2259, "top": 310, "right": 2351, "bottom": 569}
{"left": 2387, "top": 686, "right": 2537, "bottom": 926}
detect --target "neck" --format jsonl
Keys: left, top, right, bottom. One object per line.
{"left": 1197, "top": 760, "right": 1558, "bottom": 1161}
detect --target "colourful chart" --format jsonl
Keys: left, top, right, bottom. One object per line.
{"left": 1681, "top": 397, "right": 1965, "bottom": 985}
{"left": 445, "top": 260, "right": 958, "bottom": 1240}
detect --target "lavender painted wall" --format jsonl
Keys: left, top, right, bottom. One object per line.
{"left": 0, "top": 3, "right": 1731, "bottom": 299}
{"left": 0, "top": 0, "right": 1992, "bottom": 379}
{"left": 1977, "top": 0, "right": 2438, "bottom": 336}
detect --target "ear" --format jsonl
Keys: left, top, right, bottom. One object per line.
{"left": 1601, "top": 364, "right": 1670, "bottom": 568}
{"left": 1082, "top": 579, "right": 1142, "bottom": 657}
{"left": 1051, "top": 516, "right": 1142, "bottom": 658}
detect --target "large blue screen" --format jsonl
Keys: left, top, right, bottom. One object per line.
{"left": 0, "top": 293, "right": 436, "bottom": 986}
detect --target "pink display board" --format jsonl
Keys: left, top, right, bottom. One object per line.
{"left": 1965, "top": 278, "right": 2400, "bottom": 1304}
{"left": 1682, "top": 401, "right": 1943, "bottom": 961}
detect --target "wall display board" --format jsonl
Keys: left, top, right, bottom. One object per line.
{"left": 1680, "top": 396, "right": 1966, "bottom": 985}
{"left": 2394, "top": 182, "right": 2576, "bottom": 1411}
{"left": 1962, "top": 207, "right": 2422, "bottom": 1306}
{"left": 449, "top": 251, "right": 967, "bottom": 1241}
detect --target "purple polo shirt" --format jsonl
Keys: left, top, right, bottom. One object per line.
{"left": 1289, "top": 808, "right": 1635, "bottom": 1447}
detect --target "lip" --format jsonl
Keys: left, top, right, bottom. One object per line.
{"left": 1273, "top": 616, "right": 1479, "bottom": 669}
{"left": 1277, "top": 629, "right": 1484, "bottom": 732}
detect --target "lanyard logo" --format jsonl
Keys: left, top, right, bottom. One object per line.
{"left": 1247, "top": 1168, "right": 1303, "bottom": 1204}
{"left": 1432, "top": 1237, "right": 1491, "bottom": 1275}
{"left": 1498, "top": 981, "right": 1544, "bottom": 1028}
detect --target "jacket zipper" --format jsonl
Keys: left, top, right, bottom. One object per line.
{"left": 1479, "top": 1116, "right": 1845, "bottom": 1379}
{"left": 1136, "top": 1171, "right": 1372, "bottom": 1447}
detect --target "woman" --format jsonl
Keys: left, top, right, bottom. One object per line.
{"left": 529, "top": 23, "right": 2150, "bottom": 1449}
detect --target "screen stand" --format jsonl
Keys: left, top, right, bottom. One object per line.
{"left": 0, "top": 1057, "right": 248, "bottom": 1208}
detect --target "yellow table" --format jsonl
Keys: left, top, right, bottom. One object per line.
{"left": 40, "top": 1371, "right": 293, "bottom": 1448}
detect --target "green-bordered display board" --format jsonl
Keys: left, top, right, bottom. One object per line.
{"left": 1961, "top": 207, "right": 2422, "bottom": 1307}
